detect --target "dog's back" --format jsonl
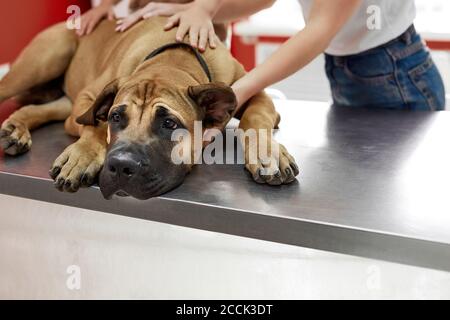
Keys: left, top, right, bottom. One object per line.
{"left": 64, "top": 17, "right": 178, "bottom": 99}
{"left": 63, "top": 17, "right": 238, "bottom": 102}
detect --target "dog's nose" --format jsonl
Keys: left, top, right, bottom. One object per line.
{"left": 107, "top": 152, "right": 141, "bottom": 179}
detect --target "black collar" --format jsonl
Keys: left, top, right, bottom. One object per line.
{"left": 143, "top": 43, "right": 212, "bottom": 82}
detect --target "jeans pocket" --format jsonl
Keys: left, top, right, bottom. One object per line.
{"left": 343, "top": 50, "right": 396, "bottom": 86}
{"left": 408, "top": 55, "right": 446, "bottom": 111}
{"left": 343, "top": 62, "right": 396, "bottom": 85}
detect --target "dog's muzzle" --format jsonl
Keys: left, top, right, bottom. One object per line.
{"left": 98, "top": 142, "right": 188, "bottom": 200}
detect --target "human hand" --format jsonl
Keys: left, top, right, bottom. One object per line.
{"left": 76, "top": 3, "right": 115, "bottom": 36}
{"left": 164, "top": 5, "right": 217, "bottom": 52}
{"left": 115, "top": 2, "right": 190, "bottom": 32}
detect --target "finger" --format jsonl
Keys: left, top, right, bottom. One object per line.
{"left": 124, "top": 14, "right": 142, "bottom": 31}
{"left": 126, "top": 16, "right": 141, "bottom": 31}
{"left": 76, "top": 16, "right": 87, "bottom": 36}
{"left": 86, "top": 15, "right": 101, "bottom": 35}
{"left": 108, "top": 9, "right": 115, "bottom": 21}
{"left": 116, "top": 18, "right": 134, "bottom": 32}
{"left": 115, "top": 20, "right": 127, "bottom": 32}
{"left": 116, "top": 12, "right": 136, "bottom": 29}
{"left": 175, "top": 22, "right": 189, "bottom": 42}
{"left": 189, "top": 26, "right": 200, "bottom": 48}
{"left": 164, "top": 14, "right": 180, "bottom": 31}
{"left": 86, "top": 19, "right": 97, "bottom": 35}
{"left": 209, "top": 29, "right": 217, "bottom": 49}
{"left": 198, "top": 28, "right": 209, "bottom": 52}
{"left": 115, "top": 23, "right": 125, "bottom": 32}
{"left": 77, "top": 19, "right": 88, "bottom": 36}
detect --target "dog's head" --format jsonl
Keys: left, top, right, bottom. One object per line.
{"left": 76, "top": 75, "right": 236, "bottom": 200}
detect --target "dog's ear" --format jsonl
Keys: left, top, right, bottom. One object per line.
{"left": 188, "top": 82, "right": 237, "bottom": 127}
{"left": 76, "top": 79, "right": 121, "bottom": 126}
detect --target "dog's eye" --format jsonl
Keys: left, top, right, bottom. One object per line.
{"left": 162, "top": 119, "right": 178, "bottom": 130}
{"left": 110, "top": 112, "right": 121, "bottom": 123}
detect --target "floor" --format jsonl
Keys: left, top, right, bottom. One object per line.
{"left": 0, "top": 194, "right": 450, "bottom": 299}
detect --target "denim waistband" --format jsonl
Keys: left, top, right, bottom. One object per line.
{"left": 328, "top": 25, "right": 424, "bottom": 66}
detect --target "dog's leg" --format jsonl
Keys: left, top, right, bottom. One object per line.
{"left": 50, "top": 125, "right": 107, "bottom": 193}
{"left": 238, "top": 92, "right": 299, "bottom": 185}
{"left": 46, "top": 89, "right": 107, "bottom": 193}
{"left": 0, "top": 23, "right": 77, "bottom": 103}
{"left": 0, "top": 96, "right": 72, "bottom": 155}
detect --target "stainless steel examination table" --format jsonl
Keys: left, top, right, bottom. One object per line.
{"left": 1, "top": 100, "right": 450, "bottom": 272}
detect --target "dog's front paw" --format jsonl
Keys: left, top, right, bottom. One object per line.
{"left": 50, "top": 140, "right": 106, "bottom": 193}
{"left": 0, "top": 119, "right": 32, "bottom": 156}
{"left": 245, "top": 141, "right": 299, "bottom": 186}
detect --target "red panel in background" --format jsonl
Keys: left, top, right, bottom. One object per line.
{"left": 230, "top": 33, "right": 256, "bottom": 72}
{"left": 0, "top": 0, "right": 91, "bottom": 64}
{"left": 0, "top": 100, "right": 19, "bottom": 124}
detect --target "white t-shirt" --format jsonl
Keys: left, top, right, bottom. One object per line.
{"left": 297, "top": 0, "right": 416, "bottom": 56}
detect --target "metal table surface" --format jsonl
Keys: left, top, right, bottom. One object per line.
{"left": 1, "top": 100, "right": 450, "bottom": 271}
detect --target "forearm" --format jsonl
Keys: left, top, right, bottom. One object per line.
{"left": 237, "top": 26, "right": 332, "bottom": 98}
{"left": 213, "top": 0, "right": 275, "bottom": 23}
{"left": 233, "top": 0, "right": 361, "bottom": 106}
{"left": 195, "top": 0, "right": 224, "bottom": 16}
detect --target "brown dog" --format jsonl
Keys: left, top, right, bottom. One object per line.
{"left": 0, "top": 18, "right": 298, "bottom": 199}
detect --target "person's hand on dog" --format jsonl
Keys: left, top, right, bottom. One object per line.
{"left": 115, "top": 2, "right": 190, "bottom": 33}
{"left": 76, "top": 1, "right": 116, "bottom": 36}
{"left": 164, "top": 0, "right": 223, "bottom": 52}
{"left": 164, "top": 6, "right": 215, "bottom": 51}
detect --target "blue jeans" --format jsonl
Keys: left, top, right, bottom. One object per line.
{"left": 325, "top": 25, "right": 446, "bottom": 111}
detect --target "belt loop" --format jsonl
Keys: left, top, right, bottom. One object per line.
{"left": 334, "top": 56, "right": 345, "bottom": 67}
{"left": 325, "top": 53, "right": 333, "bottom": 67}
{"left": 401, "top": 25, "right": 414, "bottom": 45}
